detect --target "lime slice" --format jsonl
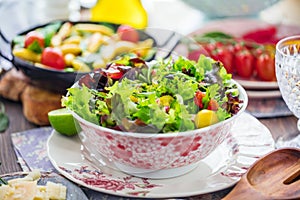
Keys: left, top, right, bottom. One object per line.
{"left": 48, "top": 108, "right": 78, "bottom": 136}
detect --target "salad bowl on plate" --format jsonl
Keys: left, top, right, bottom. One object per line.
{"left": 62, "top": 55, "right": 248, "bottom": 179}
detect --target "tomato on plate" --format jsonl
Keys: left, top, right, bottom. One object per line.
{"left": 187, "top": 48, "right": 209, "bottom": 61}
{"left": 234, "top": 48, "right": 254, "bottom": 78}
{"left": 41, "top": 47, "right": 66, "bottom": 70}
{"left": 210, "top": 46, "right": 234, "bottom": 73}
{"left": 24, "top": 31, "right": 45, "bottom": 48}
{"left": 117, "top": 25, "right": 139, "bottom": 43}
{"left": 255, "top": 52, "right": 276, "bottom": 81}
{"left": 233, "top": 43, "right": 242, "bottom": 53}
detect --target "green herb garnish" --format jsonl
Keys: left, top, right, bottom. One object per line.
{"left": 27, "top": 40, "right": 43, "bottom": 53}
{"left": 0, "top": 162, "right": 8, "bottom": 185}
{"left": 0, "top": 102, "right": 9, "bottom": 132}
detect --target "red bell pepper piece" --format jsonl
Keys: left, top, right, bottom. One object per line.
{"left": 242, "top": 26, "right": 277, "bottom": 44}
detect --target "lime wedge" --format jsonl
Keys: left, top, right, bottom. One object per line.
{"left": 48, "top": 108, "right": 78, "bottom": 136}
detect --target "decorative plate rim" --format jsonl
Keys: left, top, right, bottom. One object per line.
{"left": 47, "top": 112, "right": 275, "bottom": 198}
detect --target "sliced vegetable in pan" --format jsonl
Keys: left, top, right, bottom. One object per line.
{"left": 12, "top": 22, "right": 155, "bottom": 72}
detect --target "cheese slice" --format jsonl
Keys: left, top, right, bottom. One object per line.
{"left": 3, "top": 181, "right": 37, "bottom": 200}
{"left": 0, "top": 171, "right": 67, "bottom": 200}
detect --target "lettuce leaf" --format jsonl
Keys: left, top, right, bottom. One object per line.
{"left": 62, "top": 86, "right": 99, "bottom": 125}
{"left": 62, "top": 55, "right": 241, "bottom": 133}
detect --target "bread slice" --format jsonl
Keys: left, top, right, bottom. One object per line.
{"left": 0, "top": 68, "right": 28, "bottom": 101}
{"left": 0, "top": 68, "right": 63, "bottom": 125}
{"left": 21, "top": 85, "right": 62, "bottom": 125}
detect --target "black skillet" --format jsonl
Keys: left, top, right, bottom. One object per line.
{"left": 0, "top": 20, "right": 163, "bottom": 94}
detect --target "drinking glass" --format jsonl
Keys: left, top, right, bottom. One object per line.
{"left": 275, "top": 35, "right": 300, "bottom": 148}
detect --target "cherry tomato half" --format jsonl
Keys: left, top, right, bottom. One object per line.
{"left": 24, "top": 31, "right": 45, "bottom": 48}
{"left": 194, "top": 91, "right": 205, "bottom": 109}
{"left": 207, "top": 99, "right": 219, "bottom": 111}
{"left": 41, "top": 47, "right": 66, "bottom": 70}
{"left": 117, "top": 25, "right": 139, "bottom": 43}
{"left": 106, "top": 65, "right": 124, "bottom": 80}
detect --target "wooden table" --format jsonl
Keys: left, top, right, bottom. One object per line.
{"left": 0, "top": 97, "right": 37, "bottom": 174}
{"left": 0, "top": 95, "right": 298, "bottom": 174}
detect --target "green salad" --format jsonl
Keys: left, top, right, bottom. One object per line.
{"left": 62, "top": 55, "right": 243, "bottom": 133}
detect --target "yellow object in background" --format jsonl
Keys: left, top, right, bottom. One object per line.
{"left": 90, "top": 0, "right": 148, "bottom": 29}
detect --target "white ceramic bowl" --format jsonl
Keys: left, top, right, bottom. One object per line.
{"left": 70, "top": 78, "right": 248, "bottom": 179}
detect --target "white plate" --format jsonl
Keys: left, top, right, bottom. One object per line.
{"left": 235, "top": 78, "right": 278, "bottom": 90}
{"left": 188, "top": 18, "right": 300, "bottom": 90}
{"left": 246, "top": 90, "right": 282, "bottom": 99}
{"left": 47, "top": 113, "right": 275, "bottom": 198}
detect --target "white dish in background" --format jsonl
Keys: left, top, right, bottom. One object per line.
{"left": 187, "top": 18, "right": 300, "bottom": 91}
{"left": 47, "top": 112, "right": 274, "bottom": 198}
{"left": 246, "top": 90, "right": 282, "bottom": 99}
{"left": 235, "top": 78, "right": 278, "bottom": 90}
{"left": 190, "top": 18, "right": 300, "bottom": 43}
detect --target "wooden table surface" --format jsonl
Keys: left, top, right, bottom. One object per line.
{"left": 0, "top": 95, "right": 298, "bottom": 174}
{"left": 0, "top": 97, "right": 37, "bottom": 174}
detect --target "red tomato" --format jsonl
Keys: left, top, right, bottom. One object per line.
{"left": 233, "top": 42, "right": 244, "bottom": 53}
{"left": 41, "top": 47, "right": 66, "bottom": 70}
{"left": 211, "top": 46, "right": 234, "bottom": 73}
{"left": 106, "top": 65, "right": 124, "bottom": 80}
{"left": 255, "top": 52, "right": 276, "bottom": 81}
{"left": 203, "top": 42, "right": 217, "bottom": 53}
{"left": 207, "top": 99, "right": 219, "bottom": 111}
{"left": 203, "top": 42, "right": 224, "bottom": 53}
{"left": 194, "top": 91, "right": 205, "bottom": 109}
{"left": 117, "top": 25, "right": 139, "bottom": 43}
{"left": 187, "top": 48, "right": 209, "bottom": 61}
{"left": 24, "top": 31, "right": 45, "bottom": 48}
{"left": 234, "top": 49, "right": 254, "bottom": 78}
{"left": 252, "top": 47, "right": 264, "bottom": 58}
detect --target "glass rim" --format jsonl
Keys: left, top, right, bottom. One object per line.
{"left": 276, "top": 35, "right": 300, "bottom": 57}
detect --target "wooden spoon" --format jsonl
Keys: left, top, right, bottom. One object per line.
{"left": 222, "top": 147, "right": 300, "bottom": 200}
